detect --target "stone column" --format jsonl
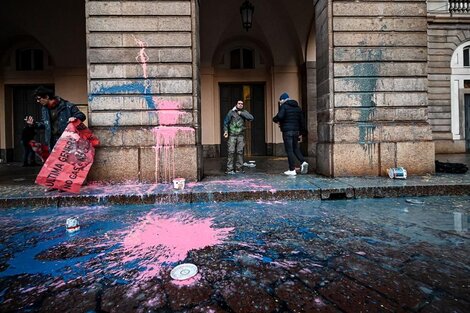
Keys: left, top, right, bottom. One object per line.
{"left": 315, "top": 0, "right": 434, "bottom": 177}
{"left": 85, "top": 0, "right": 201, "bottom": 183}
{"left": 305, "top": 61, "right": 318, "bottom": 163}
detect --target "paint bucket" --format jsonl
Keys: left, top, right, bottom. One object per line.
{"left": 66, "top": 217, "right": 80, "bottom": 233}
{"left": 173, "top": 178, "right": 186, "bottom": 190}
{"left": 388, "top": 167, "right": 407, "bottom": 179}
{"left": 243, "top": 160, "right": 256, "bottom": 168}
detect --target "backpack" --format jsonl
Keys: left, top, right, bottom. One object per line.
{"left": 435, "top": 160, "right": 468, "bottom": 174}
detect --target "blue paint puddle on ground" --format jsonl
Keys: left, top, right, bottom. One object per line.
{"left": 0, "top": 196, "right": 468, "bottom": 303}
{"left": 297, "top": 227, "right": 321, "bottom": 240}
{"left": 261, "top": 256, "right": 273, "bottom": 263}
{"left": 233, "top": 231, "right": 266, "bottom": 245}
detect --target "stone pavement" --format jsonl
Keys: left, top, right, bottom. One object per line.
{"left": 0, "top": 154, "right": 469, "bottom": 208}
{"left": 0, "top": 155, "right": 469, "bottom": 312}
{"left": 0, "top": 195, "right": 468, "bottom": 312}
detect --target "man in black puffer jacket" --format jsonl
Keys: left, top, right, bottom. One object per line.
{"left": 273, "top": 92, "right": 308, "bottom": 176}
{"left": 26, "top": 86, "right": 86, "bottom": 152}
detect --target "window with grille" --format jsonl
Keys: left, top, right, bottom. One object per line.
{"left": 230, "top": 48, "right": 254, "bottom": 69}
{"left": 15, "top": 48, "right": 44, "bottom": 71}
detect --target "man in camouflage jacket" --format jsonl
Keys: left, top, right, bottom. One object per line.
{"left": 223, "top": 100, "right": 254, "bottom": 174}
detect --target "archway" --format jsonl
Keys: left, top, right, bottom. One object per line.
{"left": 198, "top": 0, "right": 316, "bottom": 161}
{"left": 0, "top": 0, "right": 87, "bottom": 164}
{"left": 450, "top": 41, "right": 470, "bottom": 151}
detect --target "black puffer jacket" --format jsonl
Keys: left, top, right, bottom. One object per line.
{"left": 35, "top": 97, "right": 86, "bottom": 150}
{"left": 272, "top": 99, "right": 306, "bottom": 133}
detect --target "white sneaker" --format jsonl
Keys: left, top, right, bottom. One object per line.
{"left": 284, "top": 170, "right": 297, "bottom": 176}
{"left": 301, "top": 161, "right": 309, "bottom": 174}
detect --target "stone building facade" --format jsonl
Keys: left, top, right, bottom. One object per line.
{"left": 428, "top": 0, "right": 470, "bottom": 153}
{"left": 316, "top": 0, "right": 434, "bottom": 176}
{"left": 0, "top": 0, "right": 469, "bottom": 182}
{"left": 86, "top": 1, "right": 201, "bottom": 182}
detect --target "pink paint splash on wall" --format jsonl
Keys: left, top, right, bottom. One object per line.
{"left": 133, "top": 35, "right": 151, "bottom": 94}
{"left": 152, "top": 126, "right": 195, "bottom": 183}
{"left": 119, "top": 212, "right": 233, "bottom": 280}
{"left": 133, "top": 36, "right": 149, "bottom": 79}
{"left": 153, "top": 98, "right": 183, "bottom": 110}
{"left": 157, "top": 110, "right": 185, "bottom": 125}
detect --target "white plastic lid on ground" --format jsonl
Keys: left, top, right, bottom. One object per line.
{"left": 170, "top": 263, "right": 198, "bottom": 280}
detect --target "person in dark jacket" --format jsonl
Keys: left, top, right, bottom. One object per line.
{"left": 223, "top": 100, "right": 254, "bottom": 174}
{"left": 273, "top": 92, "right": 308, "bottom": 176}
{"left": 26, "top": 86, "right": 86, "bottom": 151}
{"left": 21, "top": 116, "right": 37, "bottom": 167}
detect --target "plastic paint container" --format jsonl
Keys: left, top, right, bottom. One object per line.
{"left": 243, "top": 161, "right": 256, "bottom": 168}
{"left": 388, "top": 167, "right": 407, "bottom": 179}
{"left": 173, "top": 178, "right": 186, "bottom": 190}
{"left": 66, "top": 217, "right": 80, "bottom": 233}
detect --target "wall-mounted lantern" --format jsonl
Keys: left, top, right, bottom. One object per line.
{"left": 240, "top": 0, "right": 254, "bottom": 31}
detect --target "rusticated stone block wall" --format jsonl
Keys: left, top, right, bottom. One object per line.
{"left": 306, "top": 61, "right": 318, "bottom": 164}
{"left": 315, "top": 0, "right": 435, "bottom": 177}
{"left": 315, "top": 0, "right": 334, "bottom": 174}
{"left": 85, "top": 0, "right": 200, "bottom": 183}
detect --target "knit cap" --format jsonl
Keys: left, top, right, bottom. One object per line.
{"left": 279, "top": 92, "right": 289, "bottom": 101}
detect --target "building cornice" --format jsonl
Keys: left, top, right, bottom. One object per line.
{"left": 427, "top": 14, "right": 470, "bottom": 24}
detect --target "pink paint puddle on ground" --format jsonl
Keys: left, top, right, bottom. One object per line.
{"left": 116, "top": 211, "right": 233, "bottom": 281}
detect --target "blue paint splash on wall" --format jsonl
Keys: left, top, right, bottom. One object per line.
{"left": 111, "top": 112, "right": 122, "bottom": 135}
{"left": 89, "top": 81, "right": 156, "bottom": 110}
{"left": 358, "top": 123, "right": 377, "bottom": 145}
{"left": 352, "top": 49, "right": 383, "bottom": 146}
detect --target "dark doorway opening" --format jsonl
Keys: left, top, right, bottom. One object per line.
{"left": 219, "top": 83, "right": 265, "bottom": 157}
{"left": 8, "top": 85, "right": 53, "bottom": 162}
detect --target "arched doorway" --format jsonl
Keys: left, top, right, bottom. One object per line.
{"left": 0, "top": 0, "right": 87, "bottom": 164}
{"left": 1, "top": 39, "right": 55, "bottom": 163}
{"left": 219, "top": 83, "right": 265, "bottom": 157}
{"left": 450, "top": 41, "right": 470, "bottom": 151}
{"left": 198, "top": 0, "right": 316, "bottom": 161}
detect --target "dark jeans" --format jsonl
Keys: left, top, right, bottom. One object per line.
{"left": 22, "top": 142, "right": 35, "bottom": 165}
{"left": 50, "top": 135, "right": 60, "bottom": 151}
{"left": 282, "top": 131, "right": 305, "bottom": 171}
{"left": 227, "top": 134, "right": 245, "bottom": 171}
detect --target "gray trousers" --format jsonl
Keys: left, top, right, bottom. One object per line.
{"left": 227, "top": 134, "right": 245, "bottom": 171}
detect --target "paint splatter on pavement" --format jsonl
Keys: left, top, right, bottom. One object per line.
{"left": 0, "top": 196, "right": 469, "bottom": 312}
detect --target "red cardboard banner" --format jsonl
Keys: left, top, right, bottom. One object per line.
{"left": 35, "top": 120, "right": 100, "bottom": 193}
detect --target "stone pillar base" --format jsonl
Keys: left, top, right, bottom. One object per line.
{"left": 89, "top": 146, "right": 198, "bottom": 183}
{"left": 316, "top": 142, "right": 435, "bottom": 177}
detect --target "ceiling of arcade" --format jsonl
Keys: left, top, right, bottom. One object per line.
{"left": 0, "top": 0, "right": 315, "bottom": 71}
{"left": 199, "top": 0, "right": 316, "bottom": 68}
{"left": 0, "top": 0, "right": 86, "bottom": 68}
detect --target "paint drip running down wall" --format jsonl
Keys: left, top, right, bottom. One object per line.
{"left": 152, "top": 126, "right": 195, "bottom": 183}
